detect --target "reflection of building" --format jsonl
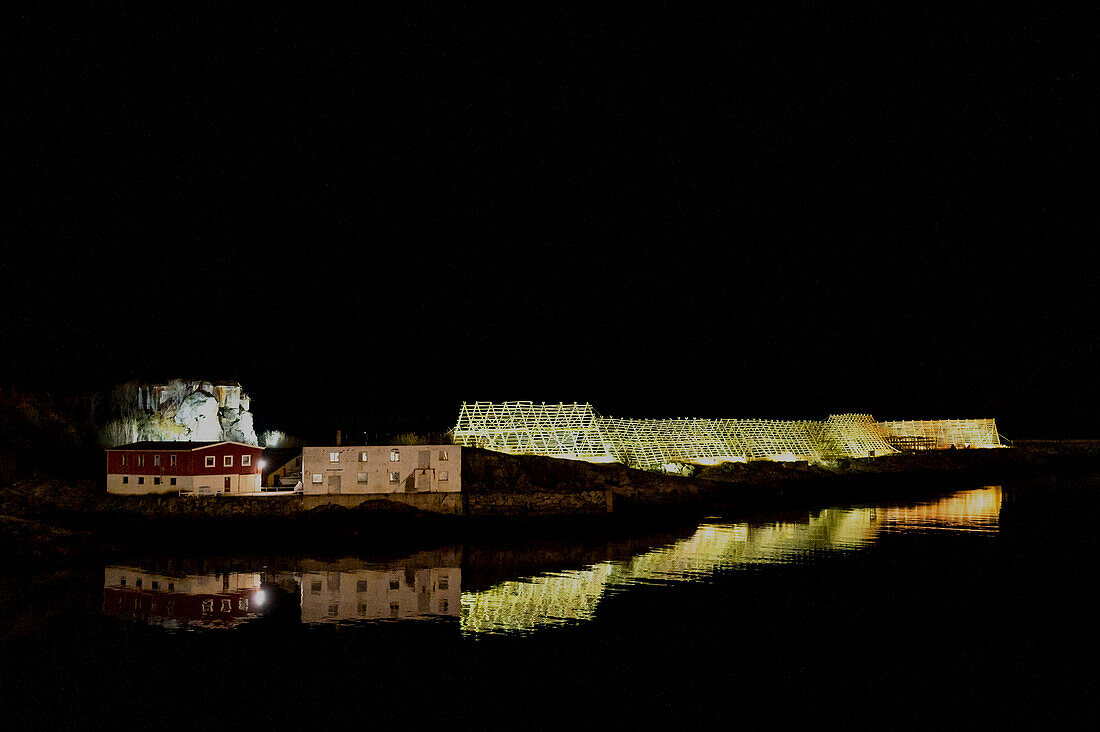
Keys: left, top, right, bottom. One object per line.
{"left": 105, "top": 441, "right": 263, "bottom": 495}
{"left": 300, "top": 566, "right": 461, "bottom": 623}
{"left": 102, "top": 566, "right": 264, "bottom": 629}
{"left": 302, "top": 445, "right": 460, "bottom": 495}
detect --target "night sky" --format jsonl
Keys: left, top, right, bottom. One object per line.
{"left": 3, "top": 5, "right": 1097, "bottom": 438}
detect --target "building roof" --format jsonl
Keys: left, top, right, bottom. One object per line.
{"left": 106, "top": 441, "right": 261, "bottom": 451}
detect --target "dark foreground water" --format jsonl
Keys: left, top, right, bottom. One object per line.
{"left": 2, "top": 476, "right": 1097, "bottom": 728}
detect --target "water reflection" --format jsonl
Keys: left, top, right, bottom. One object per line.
{"left": 460, "top": 486, "right": 1002, "bottom": 634}
{"left": 99, "top": 487, "right": 1001, "bottom": 635}
{"left": 103, "top": 567, "right": 264, "bottom": 630}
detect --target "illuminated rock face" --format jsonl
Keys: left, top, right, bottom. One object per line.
{"left": 100, "top": 380, "right": 259, "bottom": 446}
{"left": 175, "top": 392, "right": 221, "bottom": 441}
{"left": 453, "top": 402, "right": 1002, "bottom": 470}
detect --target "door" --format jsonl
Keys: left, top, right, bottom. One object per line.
{"left": 328, "top": 475, "right": 341, "bottom": 494}
{"left": 224, "top": 476, "right": 231, "bottom": 493}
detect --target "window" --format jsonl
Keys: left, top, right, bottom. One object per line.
{"left": 360, "top": 452, "right": 368, "bottom": 462}
{"left": 438, "top": 577, "right": 449, "bottom": 590}
{"left": 389, "top": 579, "right": 399, "bottom": 590}
{"left": 223, "top": 455, "right": 233, "bottom": 467}
{"left": 440, "top": 450, "right": 449, "bottom": 461}
{"left": 389, "top": 602, "right": 400, "bottom": 617}
{"left": 439, "top": 471, "right": 449, "bottom": 481}
{"left": 241, "top": 454, "right": 251, "bottom": 467}
{"left": 137, "top": 454, "right": 145, "bottom": 467}
{"left": 170, "top": 477, "right": 177, "bottom": 486}
{"left": 390, "top": 449, "right": 400, "bottom": 462}
{"left": 137, "top": 477, "right": 144, "bottom": 485}
{"left": 122, "top": 476, "right": 129, "bottom": 484}
{"left": 205, "top": 456, "right": 215, "bottom": 468}
{"left": 120, "top": 577, "right": 126, "bottom": 586}
{"left": 201, "top": 599, "right": 214, "bottom": 613}
{"left": 357, "top": 473, "right": 368, "bottom": 484}
{"left": 151, "top": 581, "right": 160, "bottom": 590}
{"left": 327, "top": 604, "right": 339, "bottom": 617}
{"left": 312, "top": 473, "right": 323, "bottom": 484}
{"left": 311, "top": 580, "right": 322, "bottom": 594}
{"left": 239, "top": 599, "right": 249, "bottom": 611}
{"left": 220, "top": 599, "right": 232, "bottom": 613}
{"left": 154, "top": 454, "right": 161, "bottom": 467}
{"left": 153, "top": 477, "right": 161, "bottom": 485}
{"left": 168, "top": 582, "right": 174, "bottom": 592}
{"left": 440, "top": 599, "right": 449, "bottom": 613}
{"left": 329, "top": 452, "right": 340, "bottom": 463}
{"left": 121, "top": 454, "right": 127, "bottom": 467}
{"left": 356, "top": 580, "right": 368, "bottom": 592}
{"left": 135, "top": 578, "right": 143, "bottom": 588}
{"left": 169, "top": 454, "right": 177, "bottom": 467}
{"left": 389, "top": 472, "right": 400, "bottom": 484}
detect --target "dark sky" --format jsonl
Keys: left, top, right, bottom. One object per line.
{"left": 2, "top": 4, "right": 1097, "bottom": 438}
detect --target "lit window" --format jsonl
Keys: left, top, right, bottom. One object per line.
{"left": 223, "top": 455, "right": 233, "bottom": 467}
{"left": 439, "top": 471, "right": 449, "bottom": 481}
{"left": 357, "top": 473, "right": 368, "bottom": 484}
{"left": 205, "top": 456, "right": 215, "bottom": 468}
{"left": 312, "top": 473, "right": 322, "bottom": 484}
{"left": 202, "top": 600, "right": 214, "bottom": 613}
{"left": 440, "top": 450, "right": 448, "bottom": 461}
{"left": 221, "top": 599, "right": 232, "bottom": 613}
{"left": 154, "top": 455, "right": 161, "bottom": 467}
{"left": 169, "top": 454, "right": 177, "bottom": 467}
{"left": 390, "top": 449, "right": 400, "bottom": 462}
{"left": 360, "top": 452, "right": 368, "bottom": 462}
{"left": 239, "top": 599, "right": 248, "bottom": 611}
{"left": 389, "top": 472, "right": 400, "bottom": 484}
{"left": 329, "top": 452, "right": 340, "bottom": 463}
{"left": 137, "top": 454, "right": 145, "bottom": 467}
{"left": 122, "top": 476, "right": 129, "bottom": 484}
{"left": 241, "top": 454, "right": 251, "bottom": 467}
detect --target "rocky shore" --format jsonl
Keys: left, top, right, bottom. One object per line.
{"left": 3, "top": 443, "right": 1099, "bottom": 559}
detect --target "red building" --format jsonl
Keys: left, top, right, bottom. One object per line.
{"left": 106, "top": 441, "right": 263, "bottom": 495}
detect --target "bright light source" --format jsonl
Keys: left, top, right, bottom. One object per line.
{"left": 258, "top": 459, "right": 266, "bottom": 470}
{"left": 253, "top": 589, "right": 267, "bottom": 607}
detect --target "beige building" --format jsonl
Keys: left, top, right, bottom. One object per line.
{"left": 301, "top": 445, "right": 460, "bottom": 495}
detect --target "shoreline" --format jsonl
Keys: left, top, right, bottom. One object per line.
{"left": 2, "top": 445, "right": 1098, "bottom": 562}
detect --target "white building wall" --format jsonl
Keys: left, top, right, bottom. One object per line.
{"left": 107, "top": 473, "right": 260, "bottom": 495}
{"left": 301, "top": 445, "right": 461, "bottom": 495}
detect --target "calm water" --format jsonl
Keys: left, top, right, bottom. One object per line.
{"left": 3, "top": 478, "right": 1097, "bottom": 727}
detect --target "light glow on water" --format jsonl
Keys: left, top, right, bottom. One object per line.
{"left": 458, "top": 486, "right": 1002, "bottom": 634}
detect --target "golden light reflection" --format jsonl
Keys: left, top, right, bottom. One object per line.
{"left": 460, "top": 487, "right": 1002, "bottom": 635}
